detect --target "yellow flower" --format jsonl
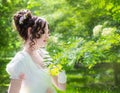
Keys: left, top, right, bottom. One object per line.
{"left": 56, "top": 64, "right": 62, "bottom": 70}
{"left": 48, "top": 64, "right": 63, "bottom": 76}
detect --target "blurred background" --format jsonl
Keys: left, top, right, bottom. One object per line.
{"left": 0, "top": 0, "right": 120, "bottom": 93}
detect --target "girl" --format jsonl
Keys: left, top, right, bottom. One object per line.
{"left": 6, "top": 9, "right": 66, "bottom": 93}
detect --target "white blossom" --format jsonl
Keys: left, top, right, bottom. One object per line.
{"left": 101, "top": 28, "right": 114, "bottom": 36}
{"left": 93, "top": 25, "right": 103, "bottom": 36}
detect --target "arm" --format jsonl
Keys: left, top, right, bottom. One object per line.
{"left": 51, "top": 75, "right": 66, "bottom": 91}
{"left": 8, "top": 79, "right": 22, "bottom": 93}
{"left": 51, "top": 71, "right": 66, "bottom": 91}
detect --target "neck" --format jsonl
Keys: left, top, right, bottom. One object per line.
{"left": 23, "top": 40, "right": 38, "bottom": 54}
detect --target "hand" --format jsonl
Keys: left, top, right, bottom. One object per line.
{"left": 58, "top": 70, "right": 67, "bottom": 84}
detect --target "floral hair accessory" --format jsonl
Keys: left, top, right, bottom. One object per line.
{"left": 19, "top": 13, "right": 28, "bottom": 24}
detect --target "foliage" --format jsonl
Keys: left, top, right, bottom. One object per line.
{"left": 46, "top": 0, "right": 120, "bottom": 69}
{"left": 0, "top": 0, "right": 120, "bottom": 92}
{"left": 1, "top": 0, "right": 119, "bottom": 66}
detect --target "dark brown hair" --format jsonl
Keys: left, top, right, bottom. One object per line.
{"left": 13, "top": 9, "right": 47, "bottom": 48}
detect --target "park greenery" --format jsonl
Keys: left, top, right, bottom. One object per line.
{"left": 0, "top": 0, "right": 120, "bottom": 93}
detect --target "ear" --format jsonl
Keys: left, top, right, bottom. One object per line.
{"left": 27, "top": 27, "right": 32, "bottom": 38}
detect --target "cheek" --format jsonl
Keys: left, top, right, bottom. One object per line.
{"left": 36, "top": 35, "right": 46, "bottom": 44}
{"left": 38, "top": 38, "right": 43, "bottom": 43}
{"left": 37, "top": 37, "right": 44, "bottom": 43}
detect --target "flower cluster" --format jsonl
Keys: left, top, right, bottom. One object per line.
{"left": 93, "top": 25, "right": 103, "bottom": 36}
{"left": 38, "top": 48, "right": 63, "bottom": 76}
{"left": 48, "top": 64, "right": 63, "bottom": 76}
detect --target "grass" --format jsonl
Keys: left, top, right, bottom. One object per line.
{"left": 56, "top": 69, "right": 120, "bottom": 93}
{"left": 57, "top": 89, "right": 120, "bottom": 93}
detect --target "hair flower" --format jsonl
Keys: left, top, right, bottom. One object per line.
{"left": 19, "top": 14, "right": 27, "bottom": 24}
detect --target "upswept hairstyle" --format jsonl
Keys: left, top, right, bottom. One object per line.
{"left": 13, "top": 9, "right": 48, "bottom": 47}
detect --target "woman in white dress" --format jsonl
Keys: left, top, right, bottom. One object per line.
{"left": 6, "top": 9, "right": 66, "bottom": 93}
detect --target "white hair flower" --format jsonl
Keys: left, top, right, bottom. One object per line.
{"left": 19, "top": 14, "right": 27, "bottom": 24}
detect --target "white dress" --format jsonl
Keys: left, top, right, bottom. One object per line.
{"left": 6, "top": 50, "right": 56, "bottom": 93}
